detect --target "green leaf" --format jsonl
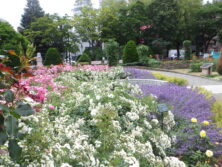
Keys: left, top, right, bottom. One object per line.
{"left": 4, "top": 116, "right": 18, "bottom": 137}
{"left": 4, "top": 90, "right": 14, "bottom": 103}
{"left": 10, "top": 112, "right": 21, "bottom": 119}
{"left": 0, "top": 131, "right": 8, "bottom": 145}
{"left": 0, "top": 104, "right": 9, "bottom": 112}
{"left": 8, "top": 139, "right": 22, "bottom": 162}
{"left": 0, "top": 114, "right": 4, "bottom": 126}
{"left": 15, "top": 103, "right": 35, "bottom": 116}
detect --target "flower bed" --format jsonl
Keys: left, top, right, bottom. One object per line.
{"left": 0, "top": 66, "right": 186, "bottom": 167}
{"left": 124, "top": 67, "right": 222, "bottom": 166}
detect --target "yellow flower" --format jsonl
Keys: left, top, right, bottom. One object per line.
{"left": 215, "top": 142, "right": 219, "bottom": 145}
{"left": 202, "top": 121, "right": 209, "bottom": 126}
{"left": 191, "top": 118, "right": 197, "bottom": 123}
{"left": 205, "top": 150, "right": 213, "bottom": 157}
{"left": 200, "top": 130, "right": 207, "bottom": 138}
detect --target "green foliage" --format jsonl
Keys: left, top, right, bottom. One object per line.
{"left": 183, "top": 40, "right": 192, "bottom": 60}
{"left": 195, "top": 2, "right": 222, "bottom": 52}
{"left": 211, "top": 100, "right": 222, "bottom": 127}
{"left": 147, "top": 0, "right": 179, "bottom": 44}
{"left": 24, "top": 15, "right": 78, "bottom": 55}
{"left": 78, "top": 53, "right": 91, "bottom": 63}
{"left": 152, "top": 72, "right": 188, "bottom": 85}
{"left": 148, "top": 58, "right": 161, "bottom": 67}
{"left": 21, "top": 0, "right": 45, "bottom": 29}
{"left": 196, "top": 87, "right": 213, "bottom": 100}
{"left": 190, "top": 62, "right": 202, "bottom": 72}
{"left": 182, "top": 150, "right": 210, "bottom": 167}
{"left": 0, "top": 87, "right": 35, "bottom": 162}
{"left": 0, "top": 21, "right": 28, "bottom": 69}
{"left": 219, "top": 29, "right": 222, "bottom": 43}
{"left": 44, "top": 48, "right": 62, "bottom": 66}
{"left": 122, "top": 62, "right": 143, "bottom": 66}
{"left": 217, "top": 53, "right": 222, "bottom": 75}
{"left": 123, "top": 40, "right": 139, "bottom": 63}
{"left": 137, "top": 44, "right": 151, "bottom": 65}
{"left": 72, "top": 7, "right": 99, "bottom": 47}
{"left": 104, "top": 40, "right": 119, "bottom": 66}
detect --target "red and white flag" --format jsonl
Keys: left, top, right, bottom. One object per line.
{"left": 140, "top": 25, "right": 152, "bottom": 31}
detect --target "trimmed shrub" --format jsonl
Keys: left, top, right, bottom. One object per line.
{"left": 148, "top": 58, "right": 161, "bottom": 67}
{"left": 77, "top": 53, "right": 91, "bottom": 64}
{"left": 183, "top": 40, "right": 192, "bottom": 60}
{"left": 123, "top": 40, "right": 139, "bottom": 63}
{"left": 44, "top": 48, "right": 62, "bottom": 66}
{"left": 137, "top": 45, "right": 150, "bottom": 66}
{"left": 104, "top": 40, "right": 119, "bottom": 66}
{"left": 152, "top": 72, "right": 188, "bottom": 85}
{"left": 190, "top": 62, "right": 202, "bottom": 72}
{"left": 217, "top": 51, "right": 222, "bottom": 75}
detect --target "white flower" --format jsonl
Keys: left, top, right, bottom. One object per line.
{"left": 95, "top": 140, "right": 102, "bottom": 148}
{"left": 61, "top": 163, "right": 72, "bottom": 167}
{"left": 96, "top": 95, "right": 101, "bottom": 100}
{"left": 158, "top": 133, "right": 171, "bottom": 149}
{"left": 164, "top": 157, "right": 186, "bottom": 167}
{"left": 144, "top": 120, "right": 152, "bottom": 129}
{"left": 151, "top": 119, "right": 159, "bottom": 125}
{"left": 112, "top": 120, "right": 121, "bottom": 131}
{"left": 206, "top": 150, "right": 213, "bottom": 157}
{"left": 91, "top": 109, "right": 98, "bottom": 116}
{"left": 132, "top": 127, "right": 143, "bottom": 137}
{"left": 126, "top": 112, "right": 139, "bottom": 121}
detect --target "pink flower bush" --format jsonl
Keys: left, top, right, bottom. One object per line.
{"left": 19, "top": 65, "right": 109, "bottom": 103}
{"left": 81, "top": 65, "right": 109, "bottom": 71}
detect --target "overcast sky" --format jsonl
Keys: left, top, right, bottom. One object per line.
{"left": 0, "top": 0, "right": 212, "bottom": 30}
{"left": 0, "top": 0, "right": 100, "bottom": 30}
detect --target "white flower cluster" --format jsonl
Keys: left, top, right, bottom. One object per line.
{"left": 0, "top": 67, "right": 186, "bottom": 167}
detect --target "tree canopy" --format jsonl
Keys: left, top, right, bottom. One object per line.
{"left": 24, "top": 14, "right": 78, "bottom": 55}
{"left": 21, "top": 0, "right": 45, "bottom": 29}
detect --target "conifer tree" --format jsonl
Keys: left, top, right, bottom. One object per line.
{"left": 21, "top": 0, "right": 45, "bottom": 29}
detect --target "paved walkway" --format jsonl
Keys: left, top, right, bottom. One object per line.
{"left": 148, "top": 69, "right": 222, "bottom": 100}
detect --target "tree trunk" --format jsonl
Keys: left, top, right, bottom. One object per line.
{"left": 176, "top": 43, "right": 180, "bottom": 59}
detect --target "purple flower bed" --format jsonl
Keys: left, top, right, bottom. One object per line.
{"left": 140, "top": 83, "right": 214, "bottom": 122}
{"left": 140, "top": 83, "right": 222, "bottom": 155}
{"left": 124, "top": 67, "right": 155, "bottom": 79}
{"left": 124, "top": 67, "right": 222, "bottom": 156}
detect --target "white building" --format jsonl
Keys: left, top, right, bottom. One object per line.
{"left": 72, "top": 0, "right": 93, "bottom": 57}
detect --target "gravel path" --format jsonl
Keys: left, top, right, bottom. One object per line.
{"left": 148, "top": 69, "right": 222, "bottom": 100}
{"left": 148, "top": 70, "right": 222, "bottom": 86}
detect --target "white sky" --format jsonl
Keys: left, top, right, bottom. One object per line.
{"left": 0, "top": 0, "right": 212, "bottom": 30}
{"left": 0, "top": 0, "right": 100, "bottom": 30}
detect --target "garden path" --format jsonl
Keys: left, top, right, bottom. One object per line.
{"left": 148, "top": 69, "right": 222, "bottom": 100}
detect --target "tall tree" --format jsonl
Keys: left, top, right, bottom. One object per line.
{"left": 24, "top": 14, "right": 78, "bottom": 56}
{"left": 100, "top": 0, "right": 126, "bottom": 9}
{"left": 72, "top": 7, "right": 100, "bottom": 47}
{"left": 194, "top": 2, "right": 222, "bottom": 52}
{"left": 73, "top": 0, "right": 92, "bottom": 14}
{"left": 114, "top": 1, "right": 148, "bottom": 45}
{"left": 21, "top": 0, "right": 45, "bottom": 29}
{"left": 144, "top": 0, "right": 180, "bottom": 56}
